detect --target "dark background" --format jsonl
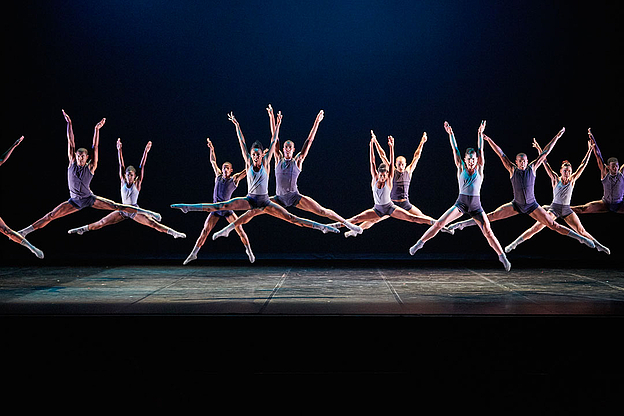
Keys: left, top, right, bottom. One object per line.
{"left": 2, "top": 0, "right": 622, "bottom": 264}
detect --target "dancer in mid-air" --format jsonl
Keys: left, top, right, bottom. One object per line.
{"left": 18, "top": 110, "right": 162, "bottom": 238}
{"left": 171, "top": 110, "right": 339, "bottom": 239}
{"left": 211, "top": 105, "right": 361, "bottom": 241}
{"left": 572, "top": 128, "right": 624, "bottom": 215}
{"left": 1, "top": 137, "right": 44, "bottom": 258}
{"left": 505, "top": 137, "right": 609, "bottom": 254}
{"left": 446, "top": 127, "right": 596, "bottom": 250}
{"left": 182, "top": 138, "right": 254, "bottom": 265}
{"left": 67, "top": 138, "right": 185, "bottom": 239}
{"left": 409, "top": 121, "right": 511, "bottom": 271}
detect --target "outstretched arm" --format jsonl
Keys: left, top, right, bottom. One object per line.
{"left": 483, "top": 133, "right": 515, "bottom": 175}
{"left": 371, "top": 130, "right": 391, "bottom": 166}
{"left": 116, "top": 138, "right": 126, "bottom": 182}
{"left": 477, "top": 120, "right": 486, "bottom": 167}
{"left": 532, "top": 138, "right": 557, "bottom": 187}
{"left": 407, "top": 132, "right": 427, "bottom": 174}
{"left": 206, "top": 138, "right": 221, "bottom": 177}
{"left": 0, "top": 136, "right": 23, "bottom": 166}
{"left": 369, "top": 134, "right": 377, "bottom": 179}
{"left": 264, "top": 111, "right": 283, "bottom": 168}
{"left": 296, "top": 110, "right": 324, "bottom": 166}
{"left": 63, "top": 109, "right": 76, "bottom": 166}
{"left": 266, "top": 104, "right": 282, "bottom": 163}
{"left": 136, "top": 140, "right": 151, "bottom": 189}
{"left": 571, "top": 140, "right": 595, "bottom": 182}
{"left": 90, "top": 117, "right": 106, "bottom": 173}
{"left": 445, "top": 121, "right": 463, "bottom": 169}
{"left": 532, "top": 127, "right": 565, "bottom": 170}
{"left": 588, "top": 128, "right": 609, "bottom": 177}
{"left": 387, "top": 135, "right": 395, "bottom": 185}
{"left": 229, "top": 112, "right": 251, "bottom": 167}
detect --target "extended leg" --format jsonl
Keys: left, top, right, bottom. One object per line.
{"left": 226, "top": 213, "right": 255, "bottom": 263}
{"left": 68, "top": 211, "right": 125, "bottom": 235}
{"left": 19, "top": 201, "right": 78, "bottom": 236}
{"left": 1, "top": 217, "right": 44, "bottom": 259}
{"left": 263, "top": 203, "right": 339, "bottom": 233}
{"left": 448, "top": 202, "right": 517, "bottom": 232}
{"left": 563, "top": 213, "right": 610, "bottom": 254}
{"left": 296, "top": 195, "right": 363, "bottom": 235}
{"left": 409, "top": 206, "right": 464, "bottom": 255}
{"left": 571, "top": 200, "right": 609, "bottom": 215}
{"left": 92, "top": 197, "right": 161, "bottom": 221}
{"left": 171, "top": 197, "right": 252, "bottom": 214}
{"left": 529, "top": 207, "right": 595, "bottom": 248}
{"left": 472, "top": 212, "right": 510, "bottom": 271}
{"left": 184, "top": 213, "right": 220, "bottom": 265}
{"left": 132, "top": 213, "right": 186, "bottom": 239}
{"left": 212, "top": 208, "right": 265, "bottom": 240}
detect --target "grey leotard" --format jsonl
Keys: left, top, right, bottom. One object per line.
{"left": 454, "top": 167, "right": 484, "bottom": 216}
{"left": 120, "top": 181, "right": 140, "bottom": 219}
{"left": 372, "top": 178, "right": 396, "bottom": 217}
{"left": 274, "top": 158, "right": 303, "bottom": 208}
{"left": 547, "top": 179, "right": 574, "bottom": 218}
{"left": 391, "top": 170, "right": 413, "bottom": 210}
{"left": 211, "top": 175, "right": 238, "bottom": 217}
{"left": 245, "top": 164, "right": 270, "bottom": 208}
{"left": 67, "top": 161, "right": 96, "bottom": 209}
{"left": 511, "top": 167, "right": 540, "bottom": 214}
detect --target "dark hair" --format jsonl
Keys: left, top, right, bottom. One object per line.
{"left": 607, "top": 157, "right": 619, "bottom": 165}
{"left": 250, "top": 141, "right": 263, "bottom": 152}
{"left": 76, "top": 147, "right": 89, "bottom": 154}
{"left": 561, "top": 160, "right": 572, "bottom": 168}
{"left": 378, "top": 163, "right": 388, "bottom": 173}
{"left": 465, "top": 148, "right": 476, "bottom": 157}
{"left": 516, "top": 152, "right": 527, "bottom": 159}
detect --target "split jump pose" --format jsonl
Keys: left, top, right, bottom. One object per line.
{"left": 506, "top": 138, "right": 610, "bottom": 254}
{"left": 409, "top": 121, "right": 511, "bottom": 271}
{"left": 183, "top": 138, "right": 254, "bottom": 265}
{"left": 18, "top": 110, "right": 162, "bottom": 239}
{"left": 446, "top": 127, "right": 596, "bottom": 249}
{"left": 170, "top": 110, "right": 339, "bottom": 243}
{"left": 572, "top": 128, "right": 624, "bottom": 214}
{"left": 211, "top": 105, "right": 362, "bottom": 241}
{"left": 67, "top": 138, "right": 186, "bottom": 239}
{"left": 1, "top": 137, "right": 44, "bottom": 258}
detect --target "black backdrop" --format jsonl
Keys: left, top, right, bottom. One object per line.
{"left": 2, "top": 0, "right": 622, "bottom": 263}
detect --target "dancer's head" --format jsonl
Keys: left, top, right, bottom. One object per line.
{"left": 607, "top": 157, "right": 619, "bottom": 174}
{"left": 125, "top": 166, "right": 137, "bottom": 184}
{"left": 221, "top": 162, "right": 233, "bottom": 178}
{"left": 395, "top": 156, "right": 407, "bottom": 172}
{"left": 464, "top": 148, "right": 478, "bottom": 170}
{"left": 250, "top": 141, "right": 264, "bottom": 167}
{"left": 377, "top": 163, "right": 389, "bottom": 182}
{"left": 75, "top": 148, "right": 89, "bottom": 166}
{"left": 515, "top": 153, "right": 528, "bottom": 170}
{"left": 560, "top": 160, "right": 572, "bottom": 179}
{"left": 282, "top": 140, "right": 295, "bottom": 159}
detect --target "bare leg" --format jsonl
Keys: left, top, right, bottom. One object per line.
{"left": 132, "top": 213, "right": 186, "bottom": 239}
{"left": 212, "top": 208, "right": 265, "bottom": 240}
{"left": 19, "top": 201, "right": 79, "bottom": 235}
{"left": 409, "top": 206, "right": 464, "bottom": 255}
{"left": 262, "top": 202, "right": 339, "bottom": 233}
{"left": 295, "top": 195, "right": 363, "bottom": 234}
{"left": 505, "top": 215, "right": 551, "bottom": 253}
{"left": 184, "top": 213, "right": 220, "bottom": 265}
{"left": 563, "top": 212, "right": 610, "bottom": 254}
{"left": 528, "top": 206, "right": 595, "bottom": 248}
{"left": 226, "top": 213, "right": 255, "bottom": 263}
{"left": 472, "top": 212, "right": 511, "bottom": 271}
{"left": 571, "top": 200, "right": 610, "bottom": 215}
{"left": 343, "top": 216, "right": 388, "bottom": 238}
{"left": 68, "top": 211, "right": 125, "bottom": 235}
{"left": 171, "top": 197, "right": 253, "bottom": 213}
{"left": 448, "top": 202, "right": 518, "bottom": 232}
{"left": 1, "top": 217, "right": 44, "bottom": 258}
{"left": 92, "top": 196, "right": 161, "bottom": 221}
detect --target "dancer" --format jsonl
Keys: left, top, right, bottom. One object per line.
{"left": 183, "top": 138, "right": 254, "bottom": 265}
{"left": 409, "top": 121, "right": 511, "bottom": 271}
{"left": 341, "top": 131, "right": 444, "bottom": 237}
{"left": 1, "top": 137, "right": 44, "bottom": 258}
{"left": 211, "top": 105, "right": 362, "bottom": 240}
{"left": 67, "top": 138, "right": 186, "bottom": 239}
{"left": 18, "top": 110, "right": 161, "bottom": 238}
{"left": 572, "top": 128, "right": 624, "bottom": 214}
{"left": 505, "top": 138, "right": 609, "bottom": 253}
{"left": 446, "top": 127, "right": 596, "bottom": 249}
{"left": 171, "top": 110, "right": 339, "bottom": 239}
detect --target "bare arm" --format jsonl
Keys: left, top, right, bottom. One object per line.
{"left": 387, "top": 135, "right": 395, "bottom": 187}
{"left": 136, "top": 140, "right": 151, "bottom": 190}
{"left": 231, "top": 168, "right": 247, "bottom": 186}
{"left": 532, "top": 127, "right": 565, "bottom": 170}
{"left": 90, "top": 117, "right": 106, "bottom": 173}
{"left": 445, "top": 121, "right": 463, "bottom": 169}
{"left": 228, "top": 112, "right": 251, "bottom": 167}
{"left": 588, "top": 128, "right": 609, "bottom": 177}
{"left": 407, "top": 132, "right": 427, "bottom": 174}
{"left": 371, "top": 130, "right": 391, "bottom": 166}
{"left": 477, "top": 120, "right": 486, "bottom": 168}
{"left": 571, "top": 140, "right": 595, "bottom": 182}
{"left": 63, "top": 109, "right": 76, "bottom": 166}
{"left": 116, "top": 138, "right": 126, "bottom": 182}
{"left": 206, "top": 138, "right": 221, "bottom": 177}
{"left": 0, "top": 136, "right": 23, "bottom": 166}
{"left": 369, "top": 135, "right": 377, "bottom": 179}
{"left": 532, "top": 138, "right": 558, "bottom": 187}
{"left": 264, "top": 111, "right": 283, "bottom": 169}
{"left": 296, "top": 110, "right": 324, "bottom": 167}
{"left": 483, "top": 133, "right": 515, "bottom": 175}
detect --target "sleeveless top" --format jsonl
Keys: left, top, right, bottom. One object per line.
{"left": 247, "top": 164, "right": 268, "bottom": 196}
{"left": 458, "top": 167, "right": 483, "bottom": 196}
{"left": 68, "top": 161, "right": 94, "bottom": 199}
{"left": 121, "top": 181, "right": 140, "bottom": 206}
{"left": 552, "top": 179, "right": 574, "bottom": 206}
{"left": 275, "top": 157, "right": 300, "bottom": 196}
{"left": 511, "top": 167, "right": 537, "bottom": 204}
{"left": 390, "top": 170, "right": 411, "bottom": 200}
{"left": 372, "top": 178, "right": 392, "bottom": 206}
{"left": 602, "top": 172, "right": 624, "bottom": 203}
{"left": 213, "top": 175, "right": 238, "bottom": 203}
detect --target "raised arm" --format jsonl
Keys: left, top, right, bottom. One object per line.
{"left": 371, "top": 130, "right": 391, "bottom": 166}
{"left": 570, "top": 140, "right": 595, "bottom": 182}
{"left": 296, "top": 110, "right": 324, "bottom": 166}
{"left": 228, "top": 112, "right": 251, "bottom": 167}
{"left": 90, "top": 117, "right": 106, "bottom": 173}
{"left": 63, "top": 109, "right": 75, "bottom": 166}
{"left": 532, "top": 127, "right": 565, "bottom": 170}
{"left": 387, "top": 135, "right": 395, "bottom": 185}
{"left": 369, "top": 134, "right": 377, "bottom": 179}
{"left": 116, "top": 138, "right": 126, "bottom": 182}
{"left": 532, "top": 138, "right": 558, "bottom": 187}
{"left": 264, "top": 111, "right": 283, "bottom": 168}
{"left": 406, "top": 132, "right": 427, "bottom": 174}
{"left": 206, "top": 138, "right": 221, "bottom": 177}
{"left": 444, "top": 121, "right": 463, "bottom": 169}
{"left": 0, "top": 136, "right": 24, "bottom": 167}
{"left": 483, "top": 133, "right": 515, "bottom": 175}
{"left": 136, "top": 140, "right": 151, "bottom": 189}
{"left": 477, "top": 120, "right": 486, "bottom": 168}
{"left": 588, "top": 128, "right": 609, "bottom": 177}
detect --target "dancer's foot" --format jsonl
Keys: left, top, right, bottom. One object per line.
{"left": 183, "top": 253, "right": 197, "bottom": 265}
{"left": 499, "top": 253, "right": 511, "bottom": 272}
{"left": 68, "top": 225, "right": 88, "bottom": 235}
{"left": 409, "top": 240, "right": 424, "bottom": 256}
{"left": 171, "top": 204, "right": 190, "bottom": 213}
{"left": 245, "top": 246, "right": 255, "bottom": 263}
{"left": 594, "top": 241, "right": 610, "bottom": 255}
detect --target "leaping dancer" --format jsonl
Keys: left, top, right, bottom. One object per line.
{"left": 409, "top": 121, "right": 511, "bottom": 271}
{"left": 18, "top": 110, "right": 162, "bottom": 239}
{"left": 211, "top": 105, "right": 362, "bottom": 241}
{"left": 505, "top": 137, "right": 609, "bottom": 254}
{"left": 182, "top": 138, "right": 254, "bottom": 265}
{"left": 1, "top": 137, "right": 44, "bottom": 258}
{"left": 171, "top": 110, "right": 339, "bottom": 247}
{"left": 67, "top": 138, "right": 186, "bottom": 239}
{"left": 446, "top": 127, "right": 596, "bottom": 250}
{"left": 572, "top": 128, "right": 624, "bottom": 215}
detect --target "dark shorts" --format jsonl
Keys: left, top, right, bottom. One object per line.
{"left": 512, "top": 199, "right": 540, "bottom": 215}
{"left": 392, "top": 199, "right": 413, "bottom": 211}
{"left": 602, "top": 199, "right": 623, "bottom": 213}
{"left": 454, "top": 194, "right": 484, "bottom": 217}
{"left": 274, "top": 191, "right": 303, "bottom": 208}
{"left": 246, "top": 193, "right": 271, "bottom": 209}
{"left": 373, "top": 203, "right": 397, "bottom": 217}
{"left": 210, "top": 209, "right": 234, "bottom": 218}
{"left": 68, "top": 195, "right": 96, "bottom": 210}
{"left": 547, "top": 203, "right": 573, "bottom": 219}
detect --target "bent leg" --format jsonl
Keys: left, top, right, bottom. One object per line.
{"left": 212, "top": 208, "right": 265, "bottom": 240}
{"left": 529, "top": 207, "right": 595, "bottom": 248}
{"left": 226, "top": 213, "right": 255, "bottom": 263}
{"left": 69, "top": 211, "right": 125, "bottom": 235}
{"left": 473, "top": 212, "right": 510, "bottom": 271}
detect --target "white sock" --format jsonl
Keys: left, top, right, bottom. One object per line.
{"left": 594, "top": 240, "right": 610, "bottom": 255}
{"left": 245, "top": 245, "right": 255, "bottom": 263}
{"left": 409, "top": 240, "right": 424, "bottom": 255}
{"left": 343, "top": 221, "right": 363, "bottom": 234}
{"left": 68, "top": 225, "right": 89, "bottom": 235}
{"left": 183, "top": 246, "right": 200, "bottom": 265}
{"left": 568, "top": 231, "right": 595, "bottom": 248}
{"left": 21, "top": 239, "right": 44, "bottom": 259}
{"left": 498, "top": 253, "right": 511, "bottom": 272}
{"left": 167, "top": 229, "right": 186, "bottom": 239}
{"left": 505, "top": 237, "right": 523, "bottom": 253}
{"left": 213, "top": 223, "right": 235, "bottom": 240}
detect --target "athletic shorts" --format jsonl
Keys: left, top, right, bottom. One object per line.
{"left": 392, "top": 199, "right": 413, "bottom": 211}
{"left": 246, "top": 193, "right": 271, "bottom": 209}
{"left": 373, "top": 202, "right": 397, "bottom": 217}
{"left": 547, "top": 203, "right": 573, "bottom": 219}
{"left": 274, "top": 191, "right": 303, "bottom": 208}
{"left": 602, "top": 198, "right": 623, "bottom": 213}
{"left": 68, "top": 195, "right": 96, "bottom": 210}
{"left": 512, "top": 199, "right": 540, "bottom": 215}
{"left": 454, "top": 194, "right": 484, "bottom": 217}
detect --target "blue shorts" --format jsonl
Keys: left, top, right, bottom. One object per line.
{"left": 68, "top": 195, "right": 96, "bottom": 210}
{"left": 373, "top": 203, "right": 397, "bottom": 217}
{"left": 547, "top": 203, "right": 573, "bottom": 219}
{"left": 454, "top": 194, "right": 484, "bottom": 217}
{"left": 274, "top": 191, "right": 303, "bottom": 208}
{"left": 512, "top": 199, "right": 540, "bottom": 215}
{"left": 246, "top": 193, "right": 271, "bottom": 209}
{"left": 602, "top": 199, "right": 623, "bottom": 213}
{"left": 392, "top": 199, "right": 413, "bottom": 211}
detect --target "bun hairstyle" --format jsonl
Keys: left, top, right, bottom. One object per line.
{"left": 126, "top": 165, "right": 137, "bottom": 174}
{"left": 250, "top": 141, "right": 264, "bottom": 152}
{"left": 465, "top": 147, "right": 476, "bottom": 157}
{"left": 561, "top": 160, "right": 572, "bottom": 168}
{"left": 378, "top": 162, "right": 388, "bottom": 173}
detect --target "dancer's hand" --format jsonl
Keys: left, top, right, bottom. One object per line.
{"left": 370, "top": 130, "right": 377, "bottom": 142}
{"left": 266, "top": 104, "right": 273, "bottom": 116}
{"left": 95, "top": 118, "right": 106, "bottom": 130}
{"left": 478, "top": 120, "right": 486, "bottom": 135}
{"left": 387, "top": 135, "right": 395, "bottom": 147}
{"left": 276, "top": 110, "right": 283, "bottom": 125}
{"left": 62, "top": 109, "right": 72, "bottom": 124}
{"left": 421, "top": 132, "right": 428, "bottom": 143}
{"left": 145, "top": 141, "right": 152, "bottom": 152}
{"left": 228, "top": 112, "right": 238, "bottom": 124}
{"left": 588, "top": 139, "right": 595, "bottom": 151}
{"left": 14, "top": 136, "right": 24, "bottom": 147}
{"left": 483, "top": 134, "right": 492, "bottom": 142}
{"left": 206, "top": 137, "right": 214, "bottom": 150}
{"left": 556, "top": 127, "right": 565, "bottom": 138}
{"left": 316, "top": 110, "right": 324, "bottom": 123}
{"left": 116, "top": 138, "right": 122, "bottom": 150}
{"left": 444, "top": 121, "right": 453, "bottom": 135}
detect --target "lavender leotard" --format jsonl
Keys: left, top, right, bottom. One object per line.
{"left": 210, "top": 175, "right": 238, "bottom": 217}
{"left": 67, "top": 161, "right": 96, "bottom": 209}
{"left": 274, "top": 158, "right": 303, "bottom": 208}
{"left": 601, "top": 172, "right": 624, "bottom": 212}
{"left": 510, "top": 167, "right": 540, "bottom": 214}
